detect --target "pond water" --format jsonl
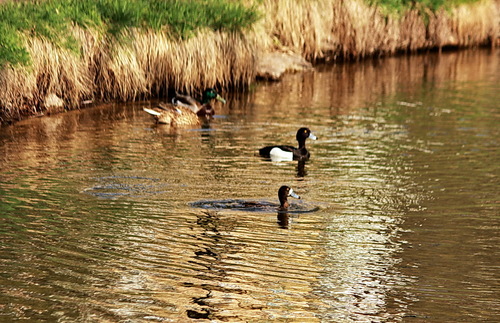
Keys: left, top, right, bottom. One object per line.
{"left": 0, "top": 49, "right": 498, "bottom": 322}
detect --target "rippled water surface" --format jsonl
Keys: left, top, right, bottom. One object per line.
{"left": 1, "top": 50, "right": 498, "bottom": 322}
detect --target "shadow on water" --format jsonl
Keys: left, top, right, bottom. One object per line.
{"left": 0, "top": 49, "right": 498, "bottom": 321}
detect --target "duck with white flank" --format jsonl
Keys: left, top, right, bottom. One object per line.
{"left": 259, "top": 127, "right": 317, "bottom": 161}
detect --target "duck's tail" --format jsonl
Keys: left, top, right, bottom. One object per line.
{"left": 143, "top": 108, "right": 161, "bottom": 116}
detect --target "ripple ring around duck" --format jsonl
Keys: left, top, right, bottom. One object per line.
{"left": 190, "top": 186, "right": 320, "bottom": 213}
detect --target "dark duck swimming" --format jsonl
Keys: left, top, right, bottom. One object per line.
{"left": 277, "top": 185, "right": 300, "bottom": 210}
{"left": 259, "top": 127, "right": 317, "bottom": 161}
{"left": 190, "top": 185, "right": 301, "bottom": 211}
{"left": 232, "top": 185, "right": 301, "bottom": 210}
{"left": 228, "top": 185, "right": 300, "bottom": 210}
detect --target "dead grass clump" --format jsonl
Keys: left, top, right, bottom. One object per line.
{"left": 449, "top": 1, "right": 499, "bottom": 47}
{"left": 108, "top": 28, "right": 257, "bottom": 99}
{"left": 255, "top": 0, "right": 406, "bottom": 60}
{"left": 254, "top": 0, "right": 497, "bottom": 60}
{"left": 0, "top": 28, "right": 98, "bottom": 121}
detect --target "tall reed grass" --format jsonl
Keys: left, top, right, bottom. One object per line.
{"left": 0, "top": 0, "right": 498, "bottom": 123}
{"left": 255, "top": 0, "right": 498, "bottom": 60}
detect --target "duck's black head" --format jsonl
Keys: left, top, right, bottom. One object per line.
{"left": 202, "top": 88, "right": 226, "bottom": 105}
{"left": 296, "top": 127, "right": 317, "bottom": 142}
{"left": 278, "top": 185, "right": 301, "bottom": 209}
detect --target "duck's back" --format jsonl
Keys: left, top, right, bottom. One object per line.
{"left": 143, "top": 105, "right": 200, "bottom": 126}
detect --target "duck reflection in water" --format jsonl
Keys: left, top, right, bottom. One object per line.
{"left": 277, "top": 212, "right": 291, "bottom": 229}
{"left": 188, "top": 210, "right": 239, "bottom": 319}
{"left": 296, "top": 159, "right": 307, "bottom": 177}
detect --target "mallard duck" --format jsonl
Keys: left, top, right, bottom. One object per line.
{"left": 259, "top": 127, "right": 317, "bottom": 161}
{"left": 143, "top": 104, "right": 201, "bottom": 126}
{"left": 172, "top": 88, "right": 226, "bottom": 116}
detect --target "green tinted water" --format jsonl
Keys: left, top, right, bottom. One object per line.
{"left": 0, "top": 49, "right": 498, "bottom": 322}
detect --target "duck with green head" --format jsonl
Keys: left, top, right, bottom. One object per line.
{"left": 172, "top": 88, "right": 226, "bottom": 117}
{"left": 143, "top": 88, "right": 226, "bottom": 125}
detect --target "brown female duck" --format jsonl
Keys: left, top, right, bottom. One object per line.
{"left": 143, "top": 88, "right": 226, "bottom": 125}
{"left": 143, "top": 104, "right": 201, "bottom": 126}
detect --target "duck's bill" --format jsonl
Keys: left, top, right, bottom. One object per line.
{"left": 289, "top": 188, "right": 301, "bottom": 199}
{"left": 216, "top": 95, "right": 226, "bottom": 104}
{"left": 309, "top": 133, "right": 317, "bottom": 140}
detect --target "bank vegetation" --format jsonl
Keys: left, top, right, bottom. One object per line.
{"left": 0, "top": 0, "right": 498, "bottom": 123}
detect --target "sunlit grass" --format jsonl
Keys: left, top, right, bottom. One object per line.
{"left": 0, "top": 0, "right": 260, "bottom": 67}
{"left": 369, "top": 0, "right": 481, "bottom": 14}
{"left": 0, "top": 0, "right": 486, "bottom": 66}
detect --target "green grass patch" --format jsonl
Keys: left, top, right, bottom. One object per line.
{"left": 0, "top": 0, "right": 260, "bottom": 67}
{"left": 368, "top": 0, "right": 482, "bottom": 14}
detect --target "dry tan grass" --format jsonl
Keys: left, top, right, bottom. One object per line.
{"left": 449, "top": 1, "right": 498, "bottom": 47}
{"left": 254, "top": 0, "right": 498, "bottom": 58}
{"left": 0, "top": 0, "right": 497, "bottom": 122}
{"left": 0, "top": 27, "right": 100, "bottom": 120}
{"left": 105, "top": 28, "right": 257, "bottom": 100}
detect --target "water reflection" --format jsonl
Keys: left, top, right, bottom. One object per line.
{"left": 188, "top": 210, "right": 236, "bottom": 319}
{"left": 0, "top": 49, "right": 498, "bottom": 321}
{"left": 296, "top": 160, "right": 307, "bottom": 178}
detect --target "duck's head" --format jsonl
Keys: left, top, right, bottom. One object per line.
{"left": 296, "top": 127, "right": 317, "bottom": 142}
{"left": 278, "top": 185, "right": 301, "bottom": 209}
{"left": 202, "top": 88, "right": 226, "bottom": 105}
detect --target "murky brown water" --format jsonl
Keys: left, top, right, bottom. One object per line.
{"left": 1, "top": 49, "right": 498, "bottom": 322}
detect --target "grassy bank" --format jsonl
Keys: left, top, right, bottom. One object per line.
{"left": 0, "top": 0, "right": 498, "bottom": 123}
{"left": 0, "top": 0, "right": 260, "bottom": 67}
